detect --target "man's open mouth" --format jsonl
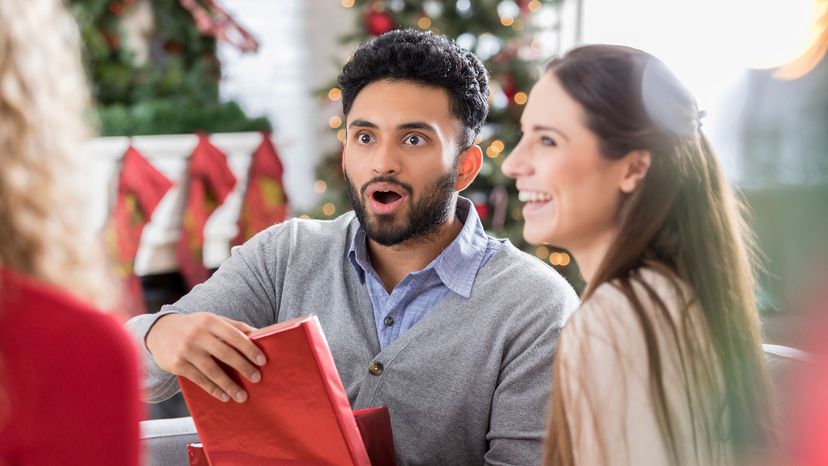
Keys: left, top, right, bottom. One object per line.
{"left": 372, "top": 190, "right": 403, "bottom": 204}
{"left": 365, "top": 182, "right": 409, "bottom": 214}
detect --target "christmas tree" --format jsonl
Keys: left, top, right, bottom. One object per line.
{"left": 68, "top": 0, "right": 270, "bottom": 136}
{"left": 307, "top": 0, "right": 583, "bottom": 288}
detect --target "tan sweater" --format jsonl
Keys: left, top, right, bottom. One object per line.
{"left": 555, "top": 267, "right": 735, "bottom": 466}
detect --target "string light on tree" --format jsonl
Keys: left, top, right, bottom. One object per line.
{"left": 514, "top": 91, "right": 528, "bottom": 105}
{"left": 328, "top": 116, "right": 343, "bottom": 129}
{"left": 549, "top": 252, "right": 562, "bottom": 266}
{"left": 313, "top": 180, "right": 328, "bottom": 194}
{"left": 322, "top": 203, "right": 337, "bottom": 217}
{"left": 328, "top": 88, "right": 342, "bottom": 101}
{"left": 486, "top": 139, "right": 505, "bottom": 158}
{"left": 549, "top": 251, "right": 571, "bottom": 267}
{"left": 341, "top": 0, "right": 355, "bottom": 8}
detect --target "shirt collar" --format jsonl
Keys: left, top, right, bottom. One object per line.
{"left": 347, "top": 196, "right": 489, "bottom": 298}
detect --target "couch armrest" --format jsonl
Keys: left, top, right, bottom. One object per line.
{"left": 140, "top": 416, "right": 199, "bottom": 466}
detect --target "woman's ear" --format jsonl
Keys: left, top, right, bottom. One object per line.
{"left": 619, "top": 149, "right": 651, "bottom": 193}
{"left": 454, "top": 145, "right": 483, "bottom": 191}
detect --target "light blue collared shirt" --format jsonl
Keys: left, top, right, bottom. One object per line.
{"left": 348, "top": 196, "right": 501, "bottom": 350}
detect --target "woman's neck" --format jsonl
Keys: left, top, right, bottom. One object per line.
{"left": 570, "top": 229, "right": 617, "bottom": 284}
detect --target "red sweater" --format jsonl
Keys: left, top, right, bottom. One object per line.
{"left": 0, "top": 269, "right": 142, "bottom": 465}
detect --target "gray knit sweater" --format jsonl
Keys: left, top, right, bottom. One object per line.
{"left": 126, "top": 212, "right": 579, "bottom": 466}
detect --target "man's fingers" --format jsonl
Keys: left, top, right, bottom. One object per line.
{"left": 180, "top": 362, "right": 230, "bottom": 403}
{"left": 204, "top": 335, "right": 262, "bottom": 384}
{"left": 191, "top": 353, "right": 248, "bottom": 403}
{"left": 214, "top": 319, "right": 268, "bottom": 367}
{"left": 222, "top": 317, "right": 257, "bottom": 335}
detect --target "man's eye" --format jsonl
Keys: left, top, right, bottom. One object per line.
{"left": 358, "top": 133, "right": 373, "bottom": 144}
{"left": 404, "top": 134, "right": 424, "bottom": 146}
{"left": 540, "top": 136, "right": 557, "bottom": 147}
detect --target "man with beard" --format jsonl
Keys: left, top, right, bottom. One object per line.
{"left": 127, "top": 29, "right": 579, "bottom": 465}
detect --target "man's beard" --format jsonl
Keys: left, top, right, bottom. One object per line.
{"left": 345, "top": 168, "right": 458, "bottom": 247}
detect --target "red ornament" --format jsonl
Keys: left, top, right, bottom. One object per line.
{"left": 108, "top": 1, "right": 123, "bottom": 15}
{"left": 474, "top": 202, "right": 490, "bottom": 221}
{"left": 364, "top": 10, "right": 394, "bottom": 36}
{"left": 163, "top": 40, "right": 184, "bottom": 55}
{"left": 519, "top": 0, "right": 530, "bottom": 17}
{"left": 501, "top": 75, "right": 518, "bottom": 101}
{"left": 103, "top": 31, "right": 121, "bottom": 48}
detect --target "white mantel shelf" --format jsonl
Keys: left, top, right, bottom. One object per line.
{"left": 84, "top": 132, "right": 286, "bottom": 276}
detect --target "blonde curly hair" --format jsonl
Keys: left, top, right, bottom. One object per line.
{"left": 0, "top": 0, "right": 116, "bottom": 309}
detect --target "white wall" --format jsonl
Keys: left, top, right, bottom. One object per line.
{"left": 577, "top": 0, "right": 814, "bottom": 183}
{"left": 217, "top": 0, "right": 357, "bottom": 211}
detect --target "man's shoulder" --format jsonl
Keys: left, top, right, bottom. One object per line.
{"left": 254, "top": 211, "right": 358, "bottom": 247}
{"left": 486, "top": 240, "right": 568, "bottom": 283}
{"left": 475, "top": 240, "right": 580, "bottom": 314}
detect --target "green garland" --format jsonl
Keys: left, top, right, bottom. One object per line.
{"left": 68, "top": 0, "right": 270, "bottom": 136}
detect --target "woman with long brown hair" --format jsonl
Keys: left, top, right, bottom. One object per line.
{"left": 0, "top": 0, "right": 142, "bottom": 464}
{"left": 502, "top": 45, "right": 775, "bottom": 465}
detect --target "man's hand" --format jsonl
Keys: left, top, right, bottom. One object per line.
{"left": 145, "top": 312, "right": 267, "bottom": 403}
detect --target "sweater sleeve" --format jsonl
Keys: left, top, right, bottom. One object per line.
{"left": 125, "top": 223, "right": 285, "bottom": 402}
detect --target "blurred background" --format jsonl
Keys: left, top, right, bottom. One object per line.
{"left": 68, "top": 0, "right": 828, "bottom": 416}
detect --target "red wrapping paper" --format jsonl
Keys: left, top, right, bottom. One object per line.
{"left": 187, "top": 443, "right": 209, "bottom": 466}
{"left": 353, "top": 408, "right": 397, "bottom": 466}
{"left": 179, "top": 316, "right": 372, "bottom": 466}
{"left": 187, "top": 409, "right": 397, "bottom": 466}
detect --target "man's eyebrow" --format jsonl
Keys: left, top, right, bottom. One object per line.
{"left": 398, "top": 122, "right": 436, "bottom": 133}
{"left": 348, "top": 120, "right": 438, "bottom": 133}
{"left": 348, "top": 119, "right": 378, "bottom": 129}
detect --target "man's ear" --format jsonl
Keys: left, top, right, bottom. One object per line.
{"left": 454, "top": 145, "right": 483, "bottom": 191}
{"left": 619, "top": 149, "right": 651, "bottom": 194}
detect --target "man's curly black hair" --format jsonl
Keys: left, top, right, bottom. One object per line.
{"left": 337, "top": 29, "right": 489, "bottom": 151}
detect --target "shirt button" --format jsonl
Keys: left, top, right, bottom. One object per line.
{"left": 383, "top": 316, "right": 394, "bottom": 326}
{"left": 368, "top": 361, "right": 384, "bottom": 376}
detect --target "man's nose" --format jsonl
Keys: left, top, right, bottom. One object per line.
{"left": 371, "top": 142, "right": 401, "bottom": 176}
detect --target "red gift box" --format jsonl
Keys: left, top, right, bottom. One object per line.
{"left": 188, "top": 443, "right": 208, "bottom": 466}
{"left": 188, "top": 409, "right": 396, "bottom": 466}
{"left": 179, "top": 316, "right": 395, "bottom": 466}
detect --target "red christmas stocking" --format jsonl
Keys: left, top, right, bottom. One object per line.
{"left": 235, "top": 132, "right": 289, "bottom": 245}
{"left": 177, "top": 133, "right": 237, "bottom": 288}
{"left": 105, "top": 146, "right": 173, "bottom": 315}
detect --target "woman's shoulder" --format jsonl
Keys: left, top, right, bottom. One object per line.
{"left": 1, "top": 268, "right": 133, "bottom": 353}
{"left": 568, "top": 265, "right": 694, "bottom": 337}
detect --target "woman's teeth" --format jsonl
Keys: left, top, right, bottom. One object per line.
{"left": 518, "top": 191, "right": 553, "bottom": 202}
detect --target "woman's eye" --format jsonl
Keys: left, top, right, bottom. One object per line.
{"left": 540, "top": 136, "right": 557, "bottom": 147}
